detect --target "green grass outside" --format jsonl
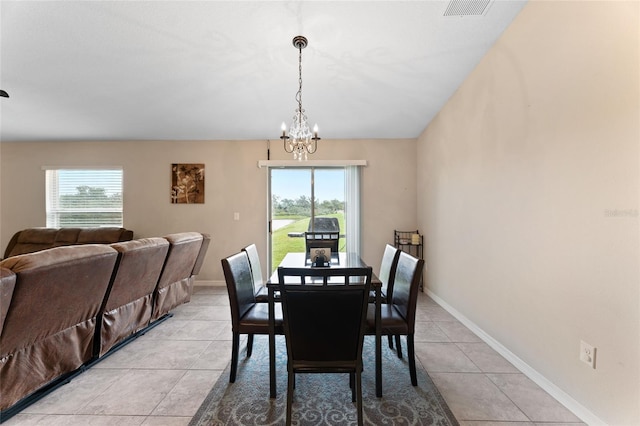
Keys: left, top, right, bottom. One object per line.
{"left": 271, "top": 213, "right": 345, "bottom": 272}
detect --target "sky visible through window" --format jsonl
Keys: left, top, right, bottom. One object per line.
{"left": 272, "top": 169, "right": 344, "bottom": 202}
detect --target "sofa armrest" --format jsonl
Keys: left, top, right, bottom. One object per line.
{"left": 191, "top": 233, "right": 210, "bottom": 276}
{"left": 0, "top": 267, "right": 17, "bottom": 338}
{"left": 3, "top": 232, "right": 21, "bottom": 259}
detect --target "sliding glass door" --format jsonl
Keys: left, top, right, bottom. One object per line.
{"left": 269, "top": 167, "right": 347, "bottom": 272}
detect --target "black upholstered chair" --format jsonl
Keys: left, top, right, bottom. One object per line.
{"left": 370, "top": 244, "right": 401, "bottom": 304}
{"left": 369, "top": 244, "right": 402, "bottom": 349}
{"left": 242, "top": 243, "right": 269, "bottom": 302}
{"left": 277, "top": 266, "right": 372, "bottom": 426}
{"left": 366, "top": 251, "right": 424, "bottom": 387}
{"left": 221, "top": 251, "right": 283, "bottom": 383}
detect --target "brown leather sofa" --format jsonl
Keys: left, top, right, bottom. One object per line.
{"left": 97, "top": 238, "right": 170, "bottom": 357}
{"left": 3, "top": 227, "right": 134, "bottom": 259}
{"left": 0, "top": 231, "right": 210, "bottom": 418}
{"left": 151, "top": 232, "right": 210, "bottom": 322}
{"left": 0, "top": 245, "right": 119, "bottom": 413}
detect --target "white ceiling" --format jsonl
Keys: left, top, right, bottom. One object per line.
{"left": 0, "top": 0, "right": 527, "bottom": 142}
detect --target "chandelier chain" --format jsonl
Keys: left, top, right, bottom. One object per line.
{"left": 296, "top": 43, "right": 303, "bottom": 113}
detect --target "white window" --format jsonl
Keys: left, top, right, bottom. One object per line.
{"left": 45, "top": 168, "right": 123, "bottom": 228}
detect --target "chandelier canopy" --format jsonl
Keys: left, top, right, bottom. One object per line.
{"left": 280, "top": 35, "right": 319, "bottom": 160}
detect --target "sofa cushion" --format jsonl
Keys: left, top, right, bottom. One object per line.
{"left": 16, "top": 228, "right": 58, "bottom": 244}
{"left": 77, "top": 227, "right": 131, "bottom": 244}
{"left": 8, "top": 228, "right": 58, "bottom": 257}
{"left": 106, "top": 238, "right": 170, "bottom": 311}
{"left": 4, "top": 227, "right": 134, "bottom": 258}
{"left": 151, "top": 232, "right": 204, "bottom": 321}
{"left": 53, "top": 228, "right": 82, "bottom": 246}
{"left": 157, "top": 232, "right": 203, "bottom": 288}
{"left": 98, "top": 238, "right": 170, "bottom": 356}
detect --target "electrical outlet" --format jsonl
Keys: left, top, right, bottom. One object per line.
{"left": 580, "top": 340, "right": 596, "bottom": 369}
{"left": 234, "top": 212, "right": 240, "bottom": 221}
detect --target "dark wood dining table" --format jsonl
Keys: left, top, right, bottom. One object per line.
{"left": 267, "top": 252, "right": 384, "bottom": 398}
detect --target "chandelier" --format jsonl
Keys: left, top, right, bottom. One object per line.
{"left": 280, "top": 35, "right": 320, "bottom": 160}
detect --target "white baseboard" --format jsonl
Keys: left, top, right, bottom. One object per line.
{"left": 426, "top": 290, "right": 606, "bottom": 426}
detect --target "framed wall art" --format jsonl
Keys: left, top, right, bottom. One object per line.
{"left": 171, "top": 163, "right": 205, "bottom": 204}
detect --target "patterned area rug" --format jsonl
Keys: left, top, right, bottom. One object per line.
{"left": 190, "top": 335, "right": 458, "bottom": 426}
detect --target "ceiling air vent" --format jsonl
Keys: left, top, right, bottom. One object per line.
{"left": 443, "top": 0, "right": 492, "bottom": 17}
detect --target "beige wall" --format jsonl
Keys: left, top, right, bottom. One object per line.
{"left": 0, "top": 138, "right": 417, "bottom": 282}
{"left": 417, "top": 1, "right": 639, "bottom": 424}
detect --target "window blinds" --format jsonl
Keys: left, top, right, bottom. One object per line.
{"left": 45, "top": 168, "right": 123, "bottom": 228}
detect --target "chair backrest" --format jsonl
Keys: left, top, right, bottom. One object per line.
{"left": 277, "top": 266, "right": 371, "bottom": 286}
{"left": 379, "top": 244, "right": 401, "bottom": 300}
{"left": 390, "top": 251, "right": 424, "bottom": 333}
{"left": 242, "top": 243, "right": 264, "bottom": 287}
{"left": 304, "top": 232, "right": 339, "bottom": 261}
{"left": 277, "top": 267, "right": 371, "bottom": 365}
{"left": 221, "top": 251, "right": 257, "bottom": 328}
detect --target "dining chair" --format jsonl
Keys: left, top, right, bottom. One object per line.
{"left": 221, "top": 251, "right": 283, "bottom": 383}
{"left": 366, "top": 251, "right": 424, "bottom": 388}
{"left": 369, "top": 244, "right": 402, "bottom": 349}
{"left": 369, "top": 244, "right": 401, "bottom": 303}
{"left": 304, "top": 231, "right": 340, "bottom": 262}
{"left": 242, "top": 243, "right": 269, "bottom": 302}
{"left": 277, "top": 266, "right": 372, "bottom": 426}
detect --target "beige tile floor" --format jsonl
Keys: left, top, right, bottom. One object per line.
{"left": 3, "top": 286, "right": 586, "bottom": 426}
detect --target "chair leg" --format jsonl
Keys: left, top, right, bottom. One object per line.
{"left": 356, "top": 370, "right": 363, "bottom": 426}
{"left": 395, "top": 335, "right": 403, "bottom": 359}
{"left": 230, "top": 332, "right": 240, "bottom": 383}
{"left": 247, "top": 334, "right": 254, "bottom": 357}
{"left": 387, "top": 335, "right": 394, "bottom": 349}
{"left": 407, "top": 334, "right": 417, "bottom": 386}
{"left": 286, "top": 370, "right": 294, "bottom": 426}
{"left": 350, "top": 372, "right": 356, "bottom": 402}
